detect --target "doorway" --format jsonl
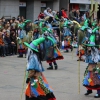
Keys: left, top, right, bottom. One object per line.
{"left": 19, "top": 0, "right": 26, "bottom": 18}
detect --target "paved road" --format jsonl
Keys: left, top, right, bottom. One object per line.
{"left": 0, "top": 49, "right": 99, "bottom": 100}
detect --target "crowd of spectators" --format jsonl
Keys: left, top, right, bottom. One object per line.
{"left": 0, "top": 16, "right": 26, "bottom": 57}
{"left": 0, "top": 7, "right": 95, "bottom": 57}
{"left": 38, "top": 7, "right": 90, "bottom": 23}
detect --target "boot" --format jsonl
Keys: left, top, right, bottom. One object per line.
{"left": 54, "top": 65, "right": 58, "bottom": 70}
{"left": 94, "top": 94, "right": 100, "bottom": 98}
{"left": 84, "top": 90, "right": 92, "bottom": 95}
{"left": 47, "top": 63, "right": 53, "bottom": 70}
{"left": 94, "top": 90, "right": 100, "bottom": 98}
{"left": 53, "top": 61, "right": 58, "bottom": 70}
{"left": 47, "top": 66, "right": 53, "bottom": 70}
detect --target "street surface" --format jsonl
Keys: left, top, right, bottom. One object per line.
{"left": 0, "top": 49, "right": 99, "bottom": 100}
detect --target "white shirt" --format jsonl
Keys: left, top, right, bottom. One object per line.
{"left": 44, "top": 10, "right": 54, "bottom": 17}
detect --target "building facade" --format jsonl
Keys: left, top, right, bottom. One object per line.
{"left": 69, "top": 0, "right": 100, "bottom": 12}
{"left": 0, "top": 0, "right": 69, "bottom": 21}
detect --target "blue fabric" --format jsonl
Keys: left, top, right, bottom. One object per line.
{"left": 44, "top": 40, "right": 53, "bottom": 49}
{"left": 19, "top": 44, "right": 23, "bottom": 49}
{"left": 44, "top": 83, "right": 53, "bottom": 92}
{"left": 97, "top": 75, "right": 100, "bottom": 79}
{"left": 82, "top": 37, "right": 87, "bottom": 43}
{"left": 50, "top": 35, "right": 57, "bottom": 44}
{"left": 83, "top": 78, "right": 89, "bottom": 85}
{"left": 97, "top": 90, "right": 100, "bottom": 94}
{"left": 85, "top": 55, "right": 95, "bottom": 64}
{"left": 83, "top": 72, "right": 90, "bottom": 85}
{"left": 46, "top": 23, "right": 53, "bottom": 30}
{"left": 83, "top": 14, "right": 86, "bottom": 20}
{"left": 27, "top": 54, "right": 44, "bottom": 72}
{"left": 63, "top": 28, "right": 72, "bottom": 36}
{"left": 54, "top": 51, "right": 58, "bottom": 58}
{"left": 31, "top": 86, "right": 39, "bottom": 97}
{"left": 19, "top": 30, "right": 26, "bottom": 39}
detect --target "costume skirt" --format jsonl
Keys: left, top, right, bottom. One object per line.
{"left": 61, "top": 40, "right": 72, "bottom": 50}
{"left": 83, "top": 65, "right": 100, "bottom": 90}
{"left": 25, "top": 74, "right": 56, "bottom": 100}
{"left": 46, "top": 46, "right": 64, "bottom": 63}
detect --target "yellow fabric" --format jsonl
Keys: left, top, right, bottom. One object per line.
{"left": 72, "top": 20, "right": 81, "bottom": 28}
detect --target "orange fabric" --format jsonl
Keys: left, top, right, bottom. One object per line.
{"left": 0, "top": 38, "right": 4, "bottom": 45}
{"left": 36, "top": 82, "right": 46, "bottom": 96}
{"left": 89, "top": 73, "right": 94, "bottom": 86}
{"left": 67, "top": 41, "right": 70, "bottom": 46}
{"left": 57, "top": 50, "right": 62, "bottom": 56}
{"left": 25, "top": 82, "right": 31, "bottom": 97}
{"left": 90, "top": 81, "right": 94, "bottom": 86}
{"left": 80, "top": 49, "right": 85, "bottom": 55}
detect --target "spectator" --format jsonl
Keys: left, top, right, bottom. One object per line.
{"left": 55, "top": 11, "right": 60, "bottom": 21}
{"left": 4, "top": 32, "right": 16, "bottom": 55}
{"left": 0, "top": 32, "right": 6, "bottom": 57}
{"left": 38, "top": 12, "right": 44, "bottom": 20}
{"left": 44, "top": 7, "right": 54, "bottom": 18}
{"left": 69, "top": 8, "right": 76, "bottom": 20}
{"left": 75, "top": 10, "right": 81, "bottom": 23}
{"left": 10, "top": 31, "right": 17, "bottom": 54}
{"left": 62, "top": 9, "right": 68, "bottom": 19}
{"left": 59, "top": 8, "right": 64, "bottom": 19}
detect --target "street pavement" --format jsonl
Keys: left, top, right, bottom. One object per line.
{"left": 0, "top": 49, "right": 99, "bottom": 100}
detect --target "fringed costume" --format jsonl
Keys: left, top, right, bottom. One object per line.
{"left": 24, "top": 37, "right": 59, "bottom": 100}
{"left": 79, "top": 21, "right": 100, "bottom": 98}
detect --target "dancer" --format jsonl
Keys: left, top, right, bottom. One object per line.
{"left": 82, "top": 27, "right": 100, "bottom": 98}
{"left": 24, "top": 37, "right": 57, "bottom": 100}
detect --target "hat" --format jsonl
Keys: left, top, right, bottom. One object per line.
{"left": 24, "top": 20, "right": 31, "bottom": 24}
{"left": 42, "top": 27, "right": 52, "bottom": 33}
{"left": 24, "top": 36, "right": 54, "bottom": 52}
{"left": 24, "top": 37, "right": 45, "bottom": 52}
{"left": 63, "top": 20, "right": 72, "bottom": 27}
{"left": 18, "top": 23, "right": 24, "bottom": 29}
{"left": 92, "top": 27, "right": 99, "bottom": 33}
{"left": 83, "top": 26, "right": 100, "bottom": 47}
{"left": 83, "top": 34, "right": 97, "bottom": 47}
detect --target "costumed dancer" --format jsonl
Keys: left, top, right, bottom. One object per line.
{"left": 17, "top": 24, "right": 27, "bottom": 57}
{"left": 24, "top": 37, "right": 57, "bottom": 100}
{"left": 82, "top": 26, "right": 100, "bottom": 98}
{"left": 77, "top": 19, "right": 90, "bottom": 61}
{"left": 17, "top": 20, "right": 32, "bottom": 58}
{"left": 42, "top": 21, "right": 63, "bottom": 70}
{"left": 44, "top": 32, "right": 59, "bottom": 70}
{"left": 71, "top": 20, "right": 81, "bottom": 48}
{"left": 61, "top": 19, "right": 73, "bottom": 52}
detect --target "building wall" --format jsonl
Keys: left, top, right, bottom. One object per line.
{"left": 33, "top": 0, "right": 41, "bottom": 21}
{"left": 26, "top": 0, "right": 60, "bottom": 21}
{"left": 0, "top": 0, "right": 19, "bottom": 18}
{"left": 0, "top": 0, "right": 60, "bottom": 21}
{"left": 26, "top": 1, "right": 34, "bottom": 21}
{"left": 60, "top": 0, "right": 69, "bottom": 15}
{"left": 53, "top": 0, "right": 60, "bottom": 11}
